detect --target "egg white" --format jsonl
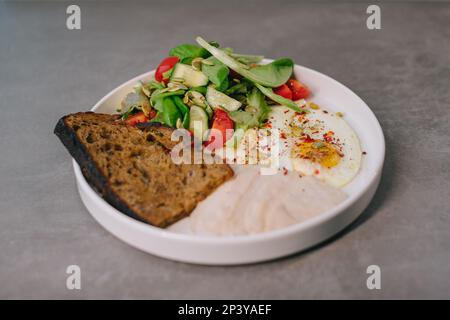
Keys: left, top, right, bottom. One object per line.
{"left": 285, "top": 106, "right": 361, "bottom": 187}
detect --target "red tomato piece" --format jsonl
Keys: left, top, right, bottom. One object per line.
{"left": 287, "top": 79, "right": 310, "bottom": 100}
{"left": 273, "top": 84, "right": 293, "bottom": 100}
{"left": 148, "top": 109, "right": 157, "bottom": 120}
{"left": 155, "top": 56, "right": 179, "bottom": 84}
{"left": 205, "top": 109, "right": 234, "bottom": 150}
{"left": 124, "top": 111, "right": 149, "bottom": 126}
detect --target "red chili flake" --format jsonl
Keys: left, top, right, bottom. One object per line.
{"left": 303, "top": 134, "right": 314, "bottom": 143}
{"left": 314, "top": 169, "right": 320, "bottom": 175}
{"left": 280, "top": 132, "right": 287, "bottom": 139}
{"left": 284, "top": 110, "right": 289, "bottom": 114}
{"left": 283, "top": 167, "right": 288, "bottom": 176}
{"left": 323, "top": 130, "right": 335, "bottom": 142}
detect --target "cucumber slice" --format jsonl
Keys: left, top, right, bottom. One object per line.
{"left": 170, "top": 63, "right": 208, "bottom": 88}
{"left": 206, "top": 85, "right": 242, "bottom": 112}
{"left": 189, "top": 105, "right": 209, "bottom": 141}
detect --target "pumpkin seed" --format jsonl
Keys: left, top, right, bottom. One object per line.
{"left": 191, "top": 57, "right": 204, "bottom": 71}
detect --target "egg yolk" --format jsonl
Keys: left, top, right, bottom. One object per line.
{"left": 291, "top": 140, "right": 341, "bottom": 168}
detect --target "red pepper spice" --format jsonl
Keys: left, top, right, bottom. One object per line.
{"left": 303, "top": 134, "right": 314, "bottom": 143}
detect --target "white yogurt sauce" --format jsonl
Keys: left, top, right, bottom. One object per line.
{"left": 169, "top": 166, "right": 347, "bottom": 236}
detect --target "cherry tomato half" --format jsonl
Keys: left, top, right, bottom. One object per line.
{"left": 155, "top": 56, "right": 179, "bottom": 84}
{"left": 287, "top": 79, "right": 310, "bottom": 100}
{"left": 204, "top": 109, "right": 234, "bottom": 150}
{"left": 273, "top": 84, "right": 293, "bottom": 100}
{"left": 124, "top": 111, "right": 149, "bottom": 126}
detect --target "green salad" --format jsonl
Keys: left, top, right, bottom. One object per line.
{"left": 119, "top": 36, "right": 310, "bottom": 148}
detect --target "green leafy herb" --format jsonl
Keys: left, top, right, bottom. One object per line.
{"left": 169, "top": 44, "right": 210, "bottom": 64}
{"left": 229, "top": 87, "right": 270, "bottom": 130}
{"left": 225, "top": 81, "right": 249, "bottom": 96}
{"left": 190, "top": 86, "right": 207, "bottom": 95}
{"left": 196, "top": 37, "right": 293, "bottom": 87}
{"left": 172, "top": 96, "right": 190, "bottom": 129}
{"left": 245, "top": 59, "right": 293, "bottom": 86}
{"left": 150, "top": 89, "right": 185, "bottom": 106}
{"left": 230, "top": 53, "right": 264, "bottom": 65}
{"left": 254, "top": 83, "right": 302, "bottom": 112}
{"left": 201, "top": 57, "right": 229, "bottom": 92}
{"left": 146, "top": 80, "right": 165, "bottom": 90}
{"left": 151, "top": 97, "right": 181, "bottom": 128}
{"left": 229, "top": 110, "right": 260, "bottom": 129}
{"left": 246, "top": 86, "right": 270, "bottom": 123}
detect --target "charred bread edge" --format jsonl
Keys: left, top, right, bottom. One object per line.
{"left": 54, "top": 113, "right": 150, "bottom": 226}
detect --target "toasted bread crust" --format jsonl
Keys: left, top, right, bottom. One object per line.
{"left": 54, "top": 113, "right": 148, "bottom": 224}
{"left": 54, "top": 112, "right": 234, "bottom": 227}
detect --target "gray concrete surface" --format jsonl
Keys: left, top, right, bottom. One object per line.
{"left": 0, "top": 0, "right": 449, "bottom": 299}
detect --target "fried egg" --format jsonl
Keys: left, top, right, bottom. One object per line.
{"left": 213, "top": 101, "right": 361, "bottom": 187}
{"left": 267, "top": 103, "right": 362, "bottom": 187}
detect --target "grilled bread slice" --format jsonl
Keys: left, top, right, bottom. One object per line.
{"left": 138, "top": 122, "right": 180, "bottom": 149}
{"left": 54, "top": 112, "right": 233, "bottom": 227}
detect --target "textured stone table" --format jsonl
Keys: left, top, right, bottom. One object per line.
{"left": 0, "top": 0, "right": 449, "bottom": 299}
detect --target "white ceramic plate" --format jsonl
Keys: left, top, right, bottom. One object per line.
{"left": 73, "top": 61, "right": 385, "bottom": 265}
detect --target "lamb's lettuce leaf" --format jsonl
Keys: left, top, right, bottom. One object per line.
{"left": 151, "top": 97, "right": 181, "bottom": 128}
{"left": 254, "top": 83, "right": 302, "bottom": 112}
{"left": 196, "top": 37, "right": 293, "bottom": 88}
{"left": 225, "top": 81, "right": 249, "bottom": 96}
{"left": 169, "top": 43, "right": 210, "bottom": 64}
{"left": 201, "top": 57, "right": 229, "bottom": 92}
{"left": 230, "top": 53, "right": 264, "bottom": 65}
